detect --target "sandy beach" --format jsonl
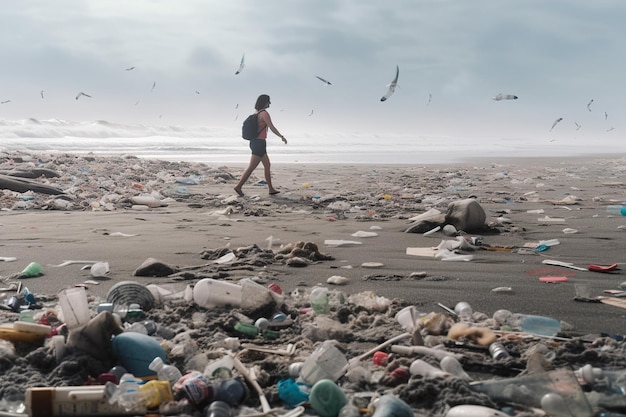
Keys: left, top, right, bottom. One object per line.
{"left": 2, "top": 152, "right": 625, "bottom": 334}
{"left": 1, "top": 151, "right": 626, "bottom": 416}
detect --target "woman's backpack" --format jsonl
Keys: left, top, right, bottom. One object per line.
{"left": 241, "top": 110, "right": 265, "bottom": 140}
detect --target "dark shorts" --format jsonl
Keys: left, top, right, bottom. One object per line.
{"left": 249, "top": 138, "right": 267, "bottom": 157}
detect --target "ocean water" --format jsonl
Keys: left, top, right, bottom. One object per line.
{"left": 0, "top": 118, "right": 623, "bottom": 165}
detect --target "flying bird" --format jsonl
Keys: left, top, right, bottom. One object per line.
{"left": 235, "top": 103, "right": 239, "bottom": 109}
{"left": 195, "top": 91, "right": 200, "bottom": 95}
{"left": 607, "top": 126, "right": 615, "bottom": 132}
{"left": 75, "top": 92, "right": 92, "bottom": 100}
{"left": 151, "top": 81, "right": 156, "bottom": 92}
{"left": 380, "top": 65, "right": 399, "bottom": 102}
{"left": 315, "top": 75, "right": 332, "bottom": 85}
{"left": 574, "top": 122, "right": 581, "bottom": 131}
{"left": 1, "top": 100, "right": 11, "bottom": 104}
{"left": 604, "top": 112, "right": 608, "bottom": 120}
{"left": 40, "top": 90, "right": 44, "bottom": 99}
{"left": 308, "top": 109, "right": 314, "bottom": 116}
{"left": 125, "top": 66, "right": 136, "bottom": 71}
{"left": 587, "top": 99, "right": 594, "bottom": 112}
{"left": 550, "top": 117, "right": 563, "bottom": 131}
{"left": 235, "top": 53, "right": 245, "bottom": 75}
{"left": 426, "top": 93, "right": 432, "bottom": 106}
{"left": 492, "top": 93, "right": 518, "bottom": 101}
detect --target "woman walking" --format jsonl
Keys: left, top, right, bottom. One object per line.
{"left": 234, "top": 94, "right": 287, "bottom": 197}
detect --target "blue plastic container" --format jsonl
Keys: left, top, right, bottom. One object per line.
{"left": 111, "top": 332, "right": 166, "bottom": 377}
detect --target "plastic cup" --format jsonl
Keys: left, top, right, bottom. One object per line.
{"left": 299, "top": 341, "right": 348, "bottom": 386}
{"left": 58, "top": 287, "right": 91, "bottom": 329}
{"left": 310, "top": 287, "right": 330, "bottom": 315}
{"left": 395, "top": 306, "right": 418, "bottom": 331}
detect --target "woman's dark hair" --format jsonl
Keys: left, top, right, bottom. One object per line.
{"left": 255, "top": 94, "right": 270, "bottom": 110}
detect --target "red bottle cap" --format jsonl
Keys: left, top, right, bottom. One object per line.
{"left": 390, "top": 367, "right": 410, "bottom": 383}
{"left": 268, "top": 283, "right": 283, "bottom": 295}
{"left": 372, "top": 351, "right": 389, "bottom": 366}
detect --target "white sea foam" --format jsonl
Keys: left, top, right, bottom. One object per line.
{"left": 0, "top": 118, "right": 623, "bottom": 164}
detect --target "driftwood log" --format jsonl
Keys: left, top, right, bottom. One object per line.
{"left": 0, "top": 173, "right": 65, "bottom": 195}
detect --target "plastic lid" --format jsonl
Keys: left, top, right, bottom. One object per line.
{"left": 149, "top": 356, "right": 164, "bottom": 371}
{"left": 106, "top": 281, "right": 155, "bottom": 311}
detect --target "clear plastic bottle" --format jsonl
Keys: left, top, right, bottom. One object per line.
{"left": 108, "top": 373, "right": 144, "bottom": 411}
{"left": 493, "top": 309, "right": 561, "bottom": 337}
{"left": 454, "top": 302, "right": 473, "bottom": 322}
{"left": 148, "top": 357, "right": 183, "bottom": 387}
{"left": 607, "top": 205, "right": 626, "bottom": 216}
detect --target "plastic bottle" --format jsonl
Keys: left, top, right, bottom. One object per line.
{"left": 493, "top": 309, "right": 561, "bottom": 337}
{"left": 108, "top": 373, "right": 144, "bottom": 411}
{"left": 607, "top": 205, "right": 626, "bottom": 216}
{"left": 371, "top": 394, "right": 414, "bottom": 417}
{"left": 310, "top": 286, "right": 330, "bottom": 314}
{"left": 149, "top": 357, "right": 183, "bottom": 387}
{"left": 203, "top": 400, "right": 231, "bottom": 417}
{"left": 469, "top": 368, "right": 594, "bottom": 415}
{"left": 454, "top": 302, "right": 473, "bottom": 322}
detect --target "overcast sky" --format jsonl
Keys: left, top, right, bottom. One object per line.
{"left": 0, "top": 0, "right": 624, "bottom": 141}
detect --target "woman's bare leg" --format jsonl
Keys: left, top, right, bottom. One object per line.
{"left": 260, "top": 154, "right": 278, "bottom": 193}
{"left": 235, "top": 155, "right": 262, "bottom": 194}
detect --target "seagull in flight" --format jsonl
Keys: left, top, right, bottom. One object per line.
{"left": 380, "top": 65, "right": 399, "bottom": 102}
{"left": 574, "top": 122, "right": 581, "bottom": 131}
{"left": 426, "top": 93, "right": 432, "bottom": 106}
{"left": 40, "top": 90, "right": 45, "bottom": 99}
{"left": 315, "top": 75, "right": 332, "bottom": 85}
{"left": 607, "top": 126, "right": 615, "bottom": 132}
{"left": 235, "top": 53, "right": 245, "bottom": 75}
{"left": 550, "top": 117, "right": 563, "bottom": 131}
{"left": 151, "top": 81, "right": 156, "bottom": 92}
{"left": 604, "top": 111, "right": 608, "bottom": 120}
{"left": 125, "top": 66, "right": 136, "bottom": 71}
{"left": 1, "top": 100, "right": 11, "bottom": 104}
{"left": 75, "top": 92, "right": 92, "bottom": 100}
{"left": 308, "top": 109, "right": 314, "bottom": 116}
{"left": 587, "top": 99, "right": 594, "bottom": 112}
{"left": 492, "top": 93, "right": 518, "bottom": 101}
